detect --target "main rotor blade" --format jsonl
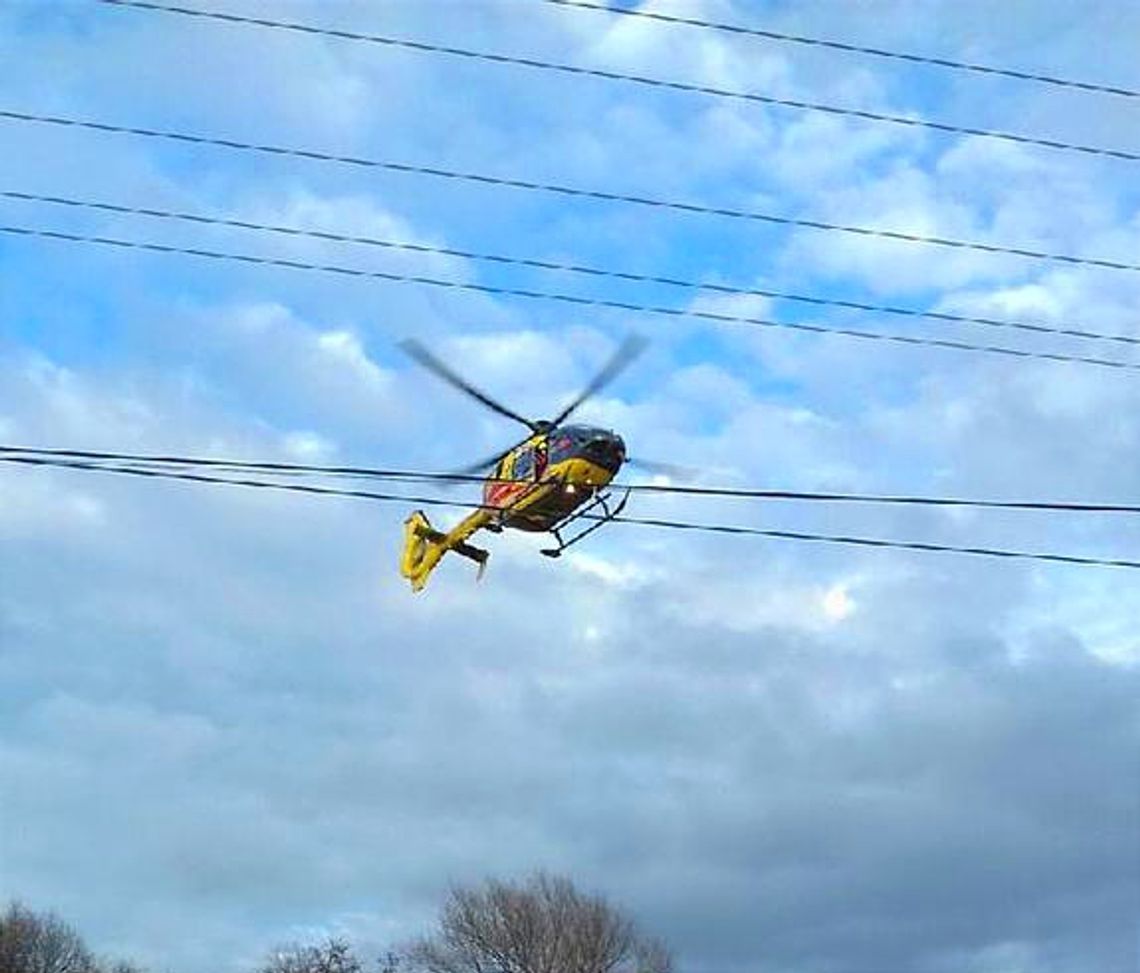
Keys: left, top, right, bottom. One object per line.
{"left": 455, "top": 448, "right": 513, "bottom": 477}
{"left": 548, "top": 334, "right": 648, "bottom": 428}
{"left": 453, "top": 427, "right": 543, "bottom": 477}
{"left": 399, "top": 338, "right": 537, "bottom": 430}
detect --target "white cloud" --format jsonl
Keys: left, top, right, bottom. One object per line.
{"left": 821, "top": 581, "right": 855, "bottom": 621}
{"left": 565, "top": 550, "right": 653, "bottom": 589}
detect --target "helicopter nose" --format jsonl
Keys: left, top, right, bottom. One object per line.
{"left": 582, "top": 433, "right": 625, "bottom": 472}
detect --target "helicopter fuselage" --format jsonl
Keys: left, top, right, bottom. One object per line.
{"left": 483, "top": 424, "right": 626, "bottom": 532}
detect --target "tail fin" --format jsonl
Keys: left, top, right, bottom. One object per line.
{"left": 400, "top": 510, "right": 490, "bottom": 592}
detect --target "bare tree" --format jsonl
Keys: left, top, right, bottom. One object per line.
{"left": 0, "top": 903, "right": 98, "bottom": 973}
{"left": 403, "top": 873, "right": 672, "bottom": 973}
{"left": 258, "top": 938, "right": 364, "bottom": 973}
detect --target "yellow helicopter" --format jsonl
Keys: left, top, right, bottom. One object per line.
{"left": 398, "top": 335, "right": 665, "bottom": 591}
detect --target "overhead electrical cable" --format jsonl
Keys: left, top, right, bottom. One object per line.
{"left": 6, "top": 222, "right": 1140, "bottom": 374}
{"left": 6, "top": 454, "right": 1140, "bottom": 571}
{"left": 7, "top": 189, "right": 1136, "bottom": 349}
{"left": 7, "top": 446, "right": 1140, "bottom": 515}
{"left": 543, "top": 0, "right": 1140, "bottom": 100}
{"left": 95, "top": 0, "right": 1140, "bottom": 164}
{"left": 4, "top": 109, "right": 1137, "bottom": 273}
{"left": 2, "top": 452, "right": 473, "bottom": 507}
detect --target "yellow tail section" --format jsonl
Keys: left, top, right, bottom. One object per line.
{"left": 400, "top": 509, "right": 492, "bottom": 592}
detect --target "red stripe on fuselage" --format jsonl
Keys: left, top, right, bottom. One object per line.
{"left": 484, "top": 480, "right": 530, "bottom": 508}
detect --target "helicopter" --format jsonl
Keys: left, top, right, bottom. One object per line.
{"left": 398, "top": 334, "right": 662, "bottom": 592}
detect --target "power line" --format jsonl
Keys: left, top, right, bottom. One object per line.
{"left": 2, "top": 452, "right": 469, "bottom": 509}
{"left": 5, "top": 109, "right": 1137, "bottom": 273}
{"left": 96, "top": 0, "right": 1140, "bottom": 165}
{"left": 6, "top": 452, "right": 1139, "bottom": 570}
{"left": 543, "top": 0, "right": 1140, "bottom": 100}
{"left": 6, "top": 221, "right": 1140, "bottom": 373}
{"left": 8, "top": 189, "right": 1137, "bottom": 350}
{"left": 617, "top": 516, "right": 1140, "bottom": 570}
{"left": 7, "top": 446, "right": 1140, "bottom": 515}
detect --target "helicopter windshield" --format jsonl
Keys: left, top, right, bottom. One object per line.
{"left": 548, "top": 426, "right": 627, "bottom": 471}
{"left": 548, "top": 426, "right": 595, "bottom": 464}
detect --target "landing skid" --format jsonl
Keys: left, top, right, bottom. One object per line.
{"left": 541, "top": 488, "right": 630, "bottom": 558}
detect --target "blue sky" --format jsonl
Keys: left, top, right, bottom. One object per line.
{"left": 1, "top": 2, "right": 1139, "bottom": 971}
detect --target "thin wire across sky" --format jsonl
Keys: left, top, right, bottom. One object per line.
{"left": 540, "top": 0, "right": 1140, "bottom": 99}
{"left": 6, "top": 223, "right": 1139, "bottom": 374}
{"left": 96, "top": 0, "right": 1140, "bottom": 162}
{"left": 6, "top": 190, "right": 1136, "bottom": 350}
{"left": 6, "top": 451, "right": 1140, "bottom": 571}
{"left": 4, "top": 110, "right": 1136, "bottom": 274}
{"left": 9, "top": 446, "right": 1140, "bottom": 514}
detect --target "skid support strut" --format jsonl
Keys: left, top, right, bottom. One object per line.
{"left": 540, "top": 488, "right": 630, "bottom": 558}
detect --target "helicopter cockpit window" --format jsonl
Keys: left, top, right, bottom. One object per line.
{"left": 513, "top": 447, "right": 534, "bottom": 481}
{"left": 548, "top": 435, "right": 571, "bottom": 464}
{"left": 549, "top": 428, "right": 587, "bottom": 464}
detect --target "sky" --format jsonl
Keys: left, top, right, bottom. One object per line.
{"left": 1, "top": 1, "right": 1139, "bottom": 971}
